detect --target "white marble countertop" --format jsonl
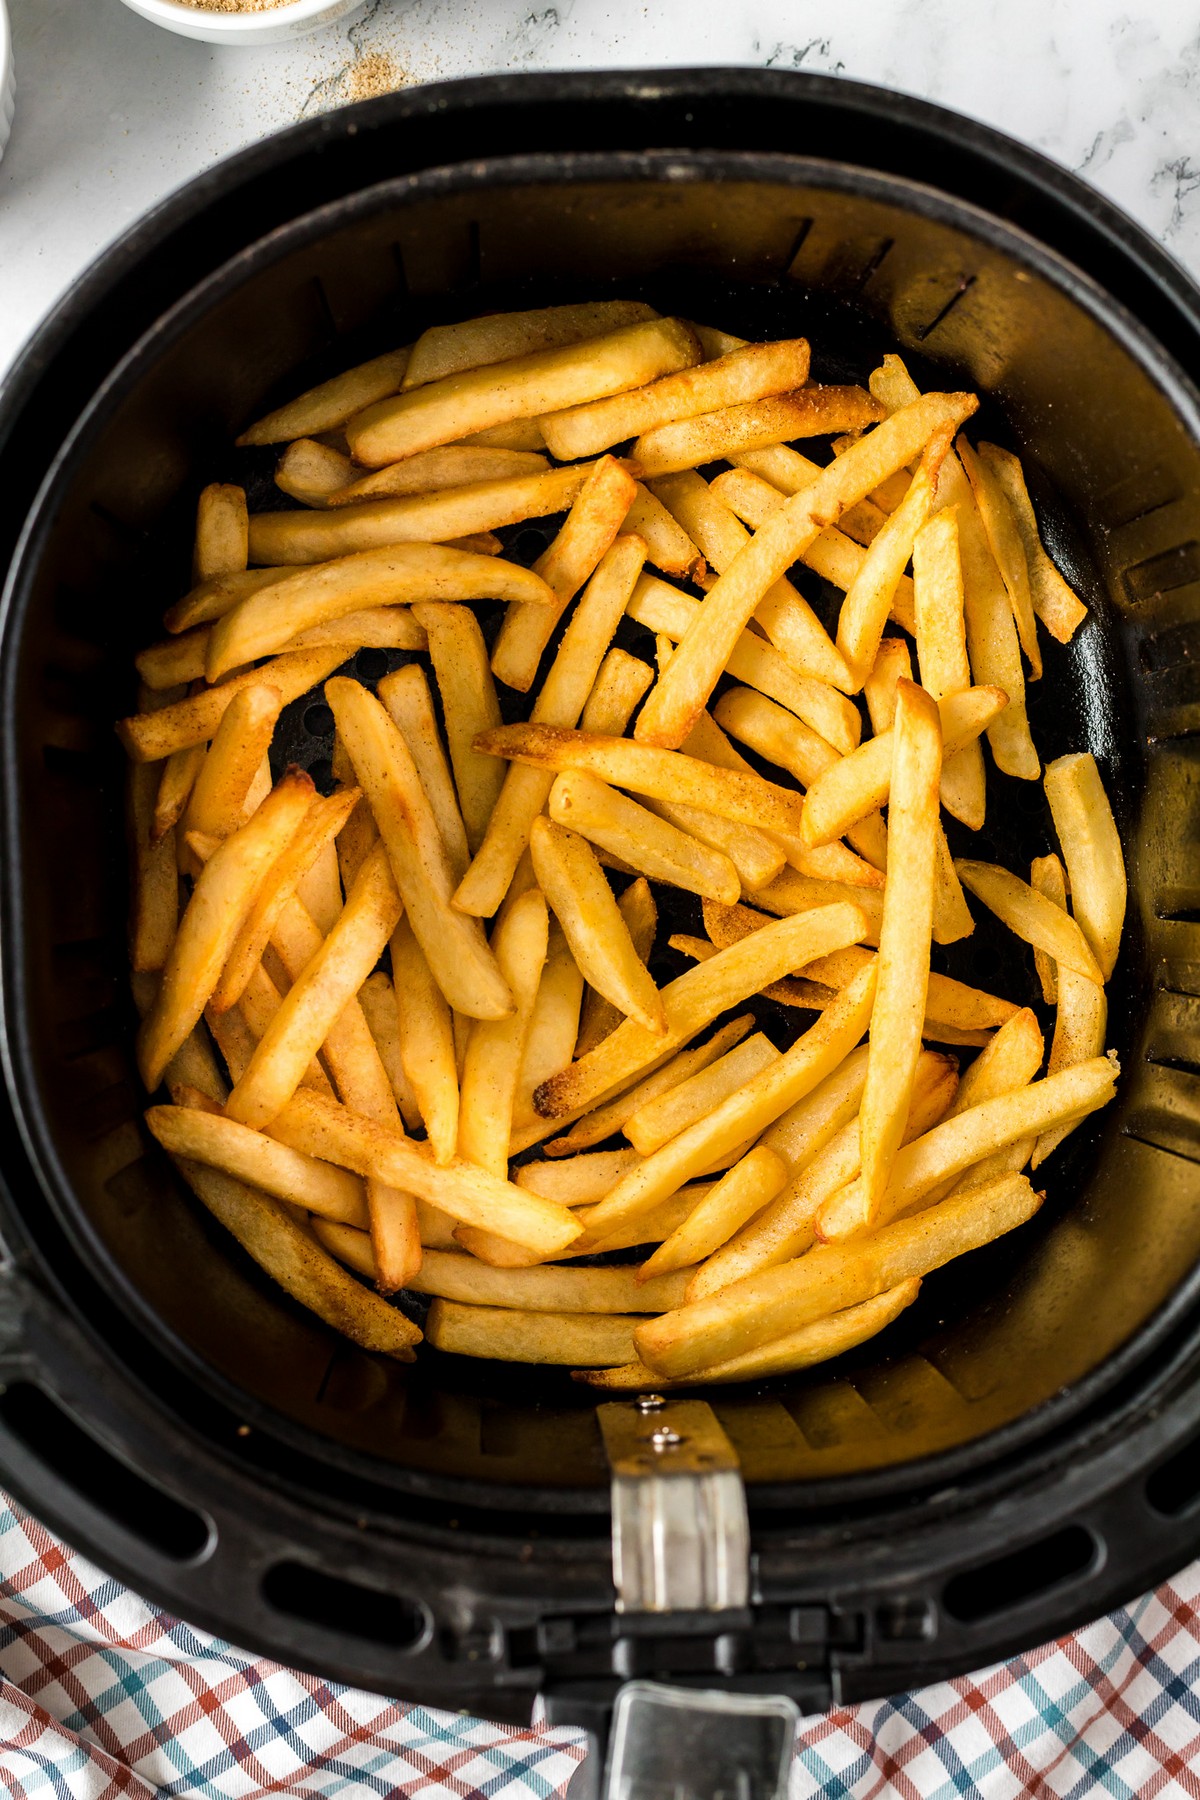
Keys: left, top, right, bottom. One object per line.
{"left": 2, "top": 0, "right": 1200, "bottom": 381}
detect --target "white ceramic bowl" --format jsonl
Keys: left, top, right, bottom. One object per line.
{"left": 117, "top": 0, "right": 367, "bottom": 46}
{"left": 0, "top": 0, "right": 14, "bottom": 163}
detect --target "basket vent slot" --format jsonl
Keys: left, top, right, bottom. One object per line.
{"left": 0, "top": 1383, "right": 209, "bottom": 1560}
{"left": 1146, "top": 1435, "right": 1200, "bottom": 1517}
{"left": 942, "top": 1525, "right": 1097, "bottom": 1623}
{"left": 1124, "top": 543, "right": 1200, "bottom": 604}
{"left": 915, "top": 275, "right": 977, "bottom": 341}
{"left": 261, "top": 1560, "right": 430, "bottom": 1650}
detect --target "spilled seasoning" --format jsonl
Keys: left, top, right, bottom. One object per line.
{"left": 342, "top": 49, "right": 403, "bottom": 100}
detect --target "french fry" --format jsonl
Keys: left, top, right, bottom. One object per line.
{"left": 958, "top": 438, "right": 1041, "bottom": 677}
{"left": 1030, "top": 870, "right": 1108, "bottom": 1169}
{"left": 390, "top": 913, "right": 459, "bottom": 1164}
{"left": 402, "top": 301, "right": 659, "bottom": 390}
{"left": 977, "top": 443, "right": 1089, "bottom": 643}
{"left": 633, "top": 386, "right": 884, "bottom": 477}
{"left": 1030, "top": 854, "right": 1066, "bottom": 1004}
{"left": 453, "top": 534, "right": 647, "bottom": 916}
{"left": 912, "top": 508, "right": 988, "bottom": 830}
{"left": 335, "top": 794, "right": 379, "bottom": 895}
{"left": 633, "top": 391, "right": 978, "bottom": 747}
{"left": 580, "top": 647, "right": 655, "bottom": 736}
{"left": 629, "top": 570, "right": 859, "bottom": 755}
{"left": 577, "top": 1280, "right": 921, "bottom": 1387}
{"left": 225, "top": 844, "right": 403, "bottom": 1130}
{"left": 543, "top": 338, "right": 812, "bottom": 460}
{"left": 396, "top": 606, "right": 499, "bottom": 862}
{"left": 1043, "top": 752, "right": 1126, "bottom": 981}
{"left": 491, "top": 455, "right": 638, "bottom": 694}
{"left": 576, "top": 961, "right": 875, "bottom": 1243}
{"left": 461, "top": 421, "right": 548, "bottom": 451}
{"left": 117, "top": 648, "right": 349, "bottom": 763}
{"left": 730, "top": 446, "right": 890, "bottom": 551}
{"left": 208, "top": 544, "right": 553, "bottom": 682}
{"left": 817, "top": 1055, "right": 1117, "bottom": 1241}
{"left": 622, "top": 485, "right": 705, "bottom": 581}
{"left": 543, "top": 1016, "right": 752, "bottom": 1156}
{"left": 327, "top": 678, "right": 513, "bottom": 1020}
{"left": 175, "top": 1159, "right": 418, "bottom": 1358}
{"left": 377, "top": 662, "right": 471, "bottom": 881}
{"left": 548, "top": 772, "right": 738, "bottom": 904}
{"left": 237, "top": 347, "right": 412, "bottom": 446}
{"left": 456, "top": 1181, "right": 715, "bottom": 1267}
{"left": 637, "top": 1173, "right": 1040, "bottom": 1377}
{"left": 193, "top": 483, "right": 248, "bottom": 580}
{"left": 640, "top": 1144, "right": 788, "bottom": 1278}
{"left": 666, "top": 933, "right": 828, "bottom": 1011}
{"left": 271, "top": 1088, "right": 581, "bottom": 1256}
{"left": 933, "top": 822, "right": 975, "bottom": 947}
{"left": 647, "top": 474, "right": 850, "bottom": 692}
{"left": 955, "top": 859, "right": 1105, "bottom": 984}
{"left": 358, "top": 971, "right": 423, "bottom": 1132}
{"left": 751, "top": 869, "right": 884, "bottom": 943}
{"left": 329, "top": 445, "right": 548, "bottom": 505}
{"left": 211, "top": 787, "right": 359, "bottom": 1013}
{"left": 457, "top": 890, "right": 549, "bottom": 1175}
{"left": 146, "top": 1104, "right": 369, "bottom": 1227}
{"left": 425, "top": 1298, "right": 639, "bottom": 1366}
{"left": 530, "top": 817, "right": 665, "bottom": 1035}
{"left": 164, "top": 567, "right": 289, "bottom": 636}
{"left": 348, "top": 317, "right": 700, "bottom": 465}
{"left": 575, "top": 877, "right": 657, "bottom": 1058}
{"left": 625, "top": 1032, "right": 780, "bottom": 1155}
{"left": 274, "top": 438, "right": 356, "bottom": 507}
{"left": 642, "top": 796, "right": 785, "bottom": 892}
{"left": 137, "top": 772, "right": 314, "bottom": 1090}
{"left": 394, "top": 1247, "right": 689, "bottom": 1313}
{"left": 835, "top": 429, "right": 950, "bottom": 690}
{"left": 516, "top": 1148, "right": 642, "bottom": 1204}
{"left": 140, "top": 609, "right": 426, "bottom": 689}
{"left": 153, "top": 741, "right": 206, "bottom": 844}
{"left": 862, "top": 637, "right": 911, "bottom": 736}
{"left": 758, "top": 1043, "right": 870, "bottom": 1176}
{"left": 294, "top": 837, "right": 342, "bottom": 935}
{"left": 127, "top": 761, "right": 179, "bottom": 973}
{"left": 514, "top": 921, "right": 586, "bottom": 1125}
{"left": 180, "top": 685, "right": 282, "bottom": 844}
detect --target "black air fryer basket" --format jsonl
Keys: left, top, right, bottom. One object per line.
{"left": 1, "top": 71, "right": 1200, "bottom": 1735}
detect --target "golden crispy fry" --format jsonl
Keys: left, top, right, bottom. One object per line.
{"left": 274, "top": 439, "right": 356, "bottom": 507}
{"left": 1044, "top": 751, "right": 1126, "bottom": 981}
{"left": 137, "top": 772, "right": 314, "bottom": 1090}
{"left": 977, "top": 443, "right": 1089, "bottom": 643}
{"left": 516, "top": 1147, "right": 642, "bottom": 1204}
{"left": 576, "top": 1280, "right": 920, "bottom": 1387}
{"left": 912, "top": 508, "right": 987, "bottom": 829}
{"left": 238, "top": 347, "right": 412, "bottom": 446}
{"left": 329, "top": 445, "right": 548, "bottom": 505}
{"left": 153, "top": 743, "right": 206, "bottom": 844}
{"left": 575, "top": 877, "right": 657, "bottom": 1058}
{"left": 456, "top": 890, "right": 549, "bottom": 1176}
{"left": 648, "top": 473, "right": 850, "bottom": 691}
{"left": 514, "top": 921, "right": 586, "bottom": 1125}
{"left": 955, "top": 859, "right": 1105, "bottom": 984}
{"left": 491, "top": 455, "right": 638, "bottom": 694}
{"left": 580, "top": 647, "right": 655, "bottom": 737}
{"left": 272, "top": 1088, "right": 581, "bottom": 1255}
{"left": 751, "top": 870, "right": 884, "bottom": 944}
{"left": 137, "top": 608, "right": 427, "bottom": 690}
{"left": 933, "top": 823, "right": 975, "bottom": 947}
{"left": 180, "top": 685, "right": 282, "bottom": 843}
{"left": 335, "top": 794, "right": 379, "bottom": 895}
{"left": 327, "top": 678, "right": 513, "bottom": 1019}
{"left": 625, "top": 1033, "right": 779, "bottom": 1156}
{"left": 400, "top": 606, "right": 499, "bottom": 861}
{"left": 164, "top": 567, "right": 288, "bottom": 636}
{"left": 246, "top": 467, "right": 591, "bottom": 566}
{"left": 175, "top": 1159, "right": 418, "bottom": 1358}
{"left": 666, "top": 932, "right": 829, "bottom": 1011}
{"left": 836, "top": 429, "right": 950, "bottom": 690}
{"left": 390, "top": 913, "right": 459, "bottom": 1164}
{"left": 817, "top": 1055, "right": 1117, "bottom": 1241}
{"left": 862, "top": 637, "right": 911, "bottom": 735}
{"left": 454, "top": 534, "right": 647, "bottom": 916}
{"left": 397, "top": 1247, "right": 689, "bottom": 1312}
{"left": 634, "top": 392, "right": 978, "bottom": 748}
{"left": 425, "top": 1298, "right": 639, "bottom": 1366}
{"left": 629, "top": 570, "right": 859, "bottom": 754}
{"left": 118, "top": 648, "right": 349, "bottom": 763}
{"left": 294, "top": 837, "right": 342, "bottom": 936}
{"left": 729, "top": 446, "right": 891, "bottom": 550}
{"left": 640, "top": 1144, "right": 788, "bottom": 1278}
{"left": 959, "top": 438, "right": 1041, "bottom": 677}
{"left": 544, "top": 338, "right": 812, "bottom": 459}
{"left": 193, "top": 483, "right": 248, "bottom": 580}
{"left": 543, "top": 1016, "right": 752, "bottom": 1158}
{"left": 856, "top": 682, "right": 942, "bottom": 1226}
{"left": 548, "top": 770, "right": 740, "bottom": 905}
{"left": 643, "top": 796, "right": 785, "bottom": 892}
{"left": 402, "top": 301, "right": 659, "bottom": 390}
{"left": 358, "top": 971, "right": 423, "bottom": 1132}
{"left": 460, "top": 421, "right": 548, "bottom": 451}
{"left": 1030, "top": 854, "right": 1066, "bottom": 1004}
{"left": 127, "top": 762, "right": 179, "bottom": 973}
{"left": 633, "top": 385, "right": 884, "bottom": 477}
{"left": 531, "top": 817, "right": 665, "bottom": 1035}
{"left": 348, "top": 317, "right": 699, "bottom": 465}
{"left": 208, "top": 545, "right": 552, "bottom": 682}
{"left": 456, "top": 1181, "right": 715, "bottom": 1267}
{"left": 637, "top": 1173, "right": 1040, "bottom": 1377}
{"left": 576, "top": 961, "right": 875, "bottom": 1244}
{"left": 377, "top": 662, "right": 471, "bottom": 882}
{"left": 147, "top": 1103, "right": 368, "bottom": 1226}
{"left": 1030, "top": 870, "right": 1108, "bottom": 1169}
{"left": 622, "top": 484, "right": 705, "bottom": 581}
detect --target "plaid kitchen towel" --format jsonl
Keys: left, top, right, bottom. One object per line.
{"left": 0, "top": 1493, "right": 1197, "bottom": 1799}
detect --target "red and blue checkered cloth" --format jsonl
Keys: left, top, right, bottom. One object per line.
{"left": 0, "top": 1493, "right": 1197, "bottom": 1798}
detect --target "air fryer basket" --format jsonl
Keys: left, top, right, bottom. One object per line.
{"left": 1, "top": 73, "right": 1200, "bottom": 1720}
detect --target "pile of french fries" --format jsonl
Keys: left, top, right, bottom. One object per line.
{"left": 119, "top": 300, "right": 1126, "bottom": 1387}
